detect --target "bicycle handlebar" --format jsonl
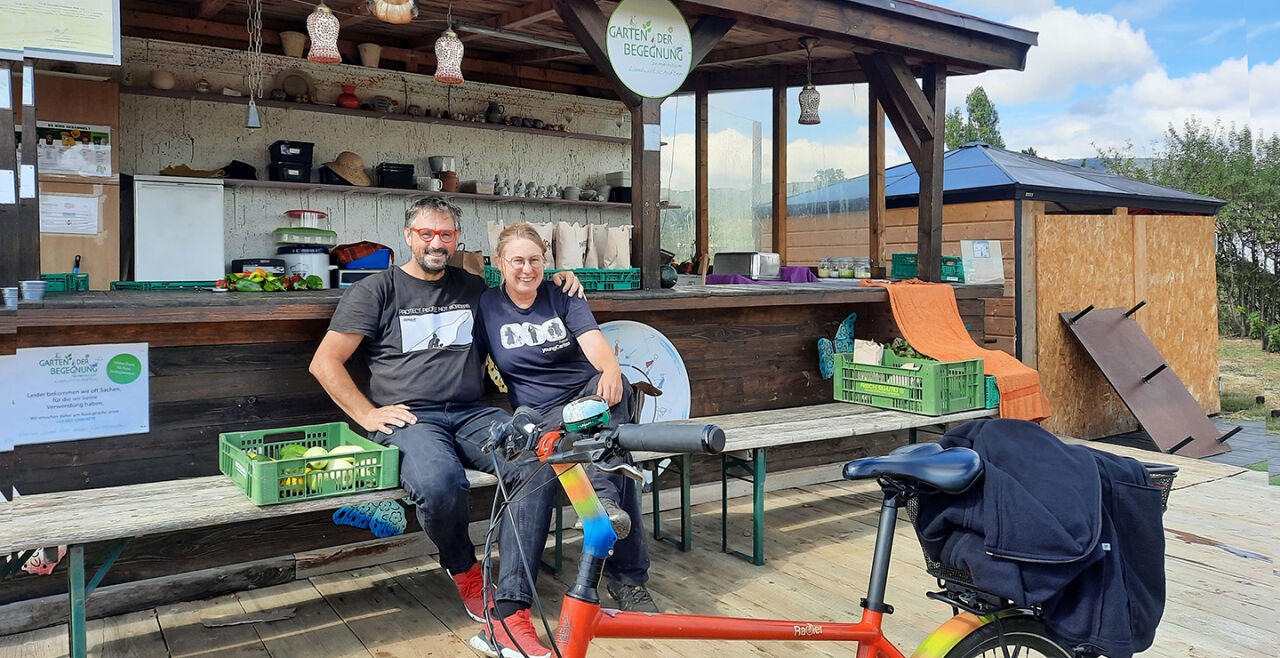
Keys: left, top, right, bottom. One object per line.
{"left": 613, "top": 423, "right": 726, "bottom": 455}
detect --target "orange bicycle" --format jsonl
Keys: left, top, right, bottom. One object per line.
{"left": 477, "top": 404, "right": 1176, "bottom": 658}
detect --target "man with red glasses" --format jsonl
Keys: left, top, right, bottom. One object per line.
{"left": 310, "top": 197, "right": 581, "bottom": 658}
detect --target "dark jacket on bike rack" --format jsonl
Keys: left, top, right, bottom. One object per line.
{"left": 913, "top": 418, "right": 1166, "bottom": 658}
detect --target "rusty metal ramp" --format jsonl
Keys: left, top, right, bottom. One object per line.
{"left": 1060, "top": 303, "right": 1236, "bottom": 458}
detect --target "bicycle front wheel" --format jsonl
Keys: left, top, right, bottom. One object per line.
{"left": 941, "top": 616, "right": 1073, "bottom": 658}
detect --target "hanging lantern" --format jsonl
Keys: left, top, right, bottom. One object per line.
{"left": 434, "top": 27, "right": 464, "bottom": 84}
{"left": 307, "top": 2, "right": 342, "bottom": 64}
{"left": 797, "top": 37, "right": 821, "bottom": 125}
{"left": 369, "top": 0, "right": 417, "bottom": 25}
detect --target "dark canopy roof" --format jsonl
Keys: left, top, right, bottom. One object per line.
{"left": 779, "top": 142, "right": 1226, "bottom": 217}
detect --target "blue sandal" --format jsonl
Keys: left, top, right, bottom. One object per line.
{"left": 833, "top": 312, "right": 858, "bottom": 355}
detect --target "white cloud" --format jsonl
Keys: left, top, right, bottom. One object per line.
{"left": 1249, "top": 58, "right": 1280, "bottom": 137}
{"left": 1196, "top": 19, "right": 1246, "bottom": 46}
{"left": 1246, "top": 20, "right": 1280, "bottom": 41}
{"left": 946, "top": 7, "right": 1158, "bottom": 107}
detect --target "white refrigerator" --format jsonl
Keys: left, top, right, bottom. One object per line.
{"left": 132, "top": 175, "right": 225, "bottom": 282}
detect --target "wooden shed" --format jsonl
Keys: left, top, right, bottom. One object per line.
{"left": 768, "top": 142, "right": 1227, "bottom": 439}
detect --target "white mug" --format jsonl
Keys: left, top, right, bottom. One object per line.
{"left": 422, "top": 178, "right": 443, "bottom": 192}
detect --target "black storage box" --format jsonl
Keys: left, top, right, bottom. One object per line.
{"left": 609, "top": 186, "right": 632, "bottom": 203}
{"left": 268, "top": 140, "right": 315, "bottom": 165}
{"left": 269, "top": 161, "right": 311, "bottom": 183}
{"left": 231, "top": 258, "right": 286, "bottom": 275}
{"left": 377, "top": 162, "right": 416, "bottom": 189}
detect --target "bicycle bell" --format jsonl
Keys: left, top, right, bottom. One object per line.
{"left": 563, "top": 395, "right": 610, "bottom": 432}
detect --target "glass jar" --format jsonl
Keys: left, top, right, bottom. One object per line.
{"left": 838, "top": 257, "right": 856, "bottom": 278}
{"left": 852, "top": 257, "right": 873, "bottom": 278}
{"left": 817, "top": 257, "right": 831, "bottom": 278}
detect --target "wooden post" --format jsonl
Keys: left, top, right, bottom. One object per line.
{"left": 868, "top": 87, "right": 886, "bottom": 270}
{"left": 632, "top": 99, "right": 662, "bottom": 289}
{"left": 0, "top": 65, "right": 19, "bottom": 287}
{"left": 771, "top": 66, "right": 787, "bottom": 263}
{"left": 18, "top": 60, "right": 40, "bottom": 283}
{"left": 916, "top": 64, "right": 944, "bottom": 282}
{"left": 695, "top": 75, "right": 709, "bottom": 270}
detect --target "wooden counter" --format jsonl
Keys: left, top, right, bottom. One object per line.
{"left": 0, "top": 280, "right": 1000, "bottom": 607}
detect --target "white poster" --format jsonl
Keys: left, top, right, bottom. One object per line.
{"left": 40, "top": 193, "right": 99, "bottom": 234}
{"left": 0, "top": 354, "right": 15, "bottom": 451}
{"left": 11, "top": 343, "right": 149, "bottom": 445}
{"left": 606, "top": 0, "right": 692, "bottom": 98}
{"left": 35, "top": 122, "right": 112, "bottom": 178}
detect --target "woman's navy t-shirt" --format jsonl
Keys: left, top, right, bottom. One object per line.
{"left": 479, "top": 281, "right": 600, "bottom": 412}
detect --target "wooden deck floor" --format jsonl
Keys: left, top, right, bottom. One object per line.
{"left": 1, "top": 440, "right": 1273, "bottom": 657}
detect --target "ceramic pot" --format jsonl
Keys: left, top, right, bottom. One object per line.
{"left": 150, "top": 70, "right": 175, "bottom": 90}
{"left": 485, "top": 101, "right": 505, "bottom": 124}
{"left": 357, "top": 43, "right": 382, "bottom": 68}
{"left": 280, "top": 31, "right": 307, "bottom": 57}
{"left": 337, "top": 85, "right": 359, "bottom": 109}
{"left": 562, "top": 186, "right": 581, "bottom": 200}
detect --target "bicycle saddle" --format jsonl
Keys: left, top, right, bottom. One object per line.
{"left": 842, "top": 443, "right": 982, "bottom": 494}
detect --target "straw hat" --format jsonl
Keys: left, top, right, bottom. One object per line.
{"left": 322, "top": 151, "right": 372, "bottom": 186}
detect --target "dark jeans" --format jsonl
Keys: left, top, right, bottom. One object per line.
{"left": 370, "top": 402, "right": 555, "bottom": 606}
{"left": 541, "top": 376, "right": 651, "bottom": 586}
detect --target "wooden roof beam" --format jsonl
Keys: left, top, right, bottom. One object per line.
{"left": 700, "top": 38, "right": 801, "bottom": 66}
{"left": 197, "top": 0, "right": 232, "bottom": 19}
{"left": 553, "top": 0, "right": 643, "bottom": 107}
{"left": 856, "top": 52, "right": 936, "bottom": 167}
{"left": 504, "top": 47, "right": 583, "bottom": 65}
{"left": 462, "top": 0, "right": 558, "bottom": 43}
{"left": 681, "top": 0, "right": 1032, "bottom": 71}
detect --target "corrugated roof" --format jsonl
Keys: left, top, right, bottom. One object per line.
{"left": 781, "top": 142, "right": 1226, "bottom": 217}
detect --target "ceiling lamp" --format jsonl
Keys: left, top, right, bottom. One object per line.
{"left": 434, "top": 1, "right": 464, "bottom": 84}
{"left": 369, "top": 0, "right": 417, "bottom": 25}
{"left": 306, "top": 2, "right": 342, "bottom": 64}
{"left": 246, "top": 0, "right": 265, "bottom": 128}
{"left": 798, "top": 37, "right": 821, "bottom": 125}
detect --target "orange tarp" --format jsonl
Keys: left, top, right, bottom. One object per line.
{"left": 862, "top": 279, "right": 1052, "bottom": 422}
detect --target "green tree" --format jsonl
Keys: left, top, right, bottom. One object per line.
{"left": 944, "top": 86, "right": 1006, "bottom": 150}
{"left": 813, "top": 168, "right": 845, "bottom": 188}
{"left": 1020, "top": 146, "right": 1038, "bottom": 157}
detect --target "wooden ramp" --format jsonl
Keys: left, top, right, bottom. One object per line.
{"left": 0, "top": 441, "right": 1272, "bottom": 658}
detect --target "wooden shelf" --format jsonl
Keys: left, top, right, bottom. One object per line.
{"left": 226, "top": 178, "right": 632, "bottom": 209}
{"left": 121, "top": 88, "right": 631, "bottom": 145}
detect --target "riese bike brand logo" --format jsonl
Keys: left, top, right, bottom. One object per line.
{"left": 605, "top": 0, "right": 692, "bottom": 98}
{"left": 793, "top": 623, "right": 823, "bottom": 637}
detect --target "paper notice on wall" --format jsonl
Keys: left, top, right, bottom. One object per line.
{"left": 36, "top": 122, "right": 112, "bottom": 177}
{"left": 40, "top": 194, "right": 99, "bottom": 234}
{"left": 0, "top": 169, "right": 14, "bottom": 204}
{"left": 960, "top": 239, "right": 1005, "bottom": 285}
{"left": 0, "top": 354, "right": 15, "bottom": 451}
{"left": 10, "top": 343, "right": 150, "bottom": 445}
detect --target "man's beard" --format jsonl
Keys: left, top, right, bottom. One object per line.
{"left": 416, "top": 247, "right": 449, "bottom": 273}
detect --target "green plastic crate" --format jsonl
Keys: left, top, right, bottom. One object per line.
{"left": 834, "top": 352, "right": 984, "bottom": 415}
{"left": 889, "top": 253, "right": 965, "bottom": 283}
{"left": 985, "top": 375, "right": 1000, "bottom": 409}
{"left": 219, "top": 422, "right": 400, "bottom": 505}
{"left": 41, "top": 273, "right": 90, "bottom": 292}
{"left": 110, "top": 281, "right": 217, "bottom": 290}
{"left": 483, "top": 266, "right": 640, "bottom": 291}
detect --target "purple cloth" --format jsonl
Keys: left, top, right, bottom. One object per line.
{"left": 706, "top": 266, "right": 818, "bottom": 285}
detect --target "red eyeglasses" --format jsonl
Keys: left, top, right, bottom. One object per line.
{"left": 407, "top": 227, "right": 458, "bottom": 243}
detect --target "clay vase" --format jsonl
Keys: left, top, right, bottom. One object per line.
{"left": 337, "top": 85, "right": 359, "bottom": 109}
{"left": 485, "top": 101, "right": 505, "bottom": 124}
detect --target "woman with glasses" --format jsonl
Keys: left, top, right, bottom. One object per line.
{"left": 477, "top": 222, "right": 659, "bottom": 616}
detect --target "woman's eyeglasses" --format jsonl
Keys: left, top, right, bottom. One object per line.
{"left": 503, "top": 256, "right": 545, "bottom": 269}
{"left": 407, "top": 227, "right": 458, "bottom": 243}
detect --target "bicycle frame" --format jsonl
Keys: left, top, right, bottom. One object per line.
{"left": 546, "top": 461, "right": 913, "bottom": 658}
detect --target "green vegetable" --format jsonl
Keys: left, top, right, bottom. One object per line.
{"left": 304, "top": 275, "right": 324, "bottom": 290}
{"left": 889, "top": 338, "right": 934, "bottom": 360}
{"left": 279, "top": 443, "right": 309, "bottom": 460}
{"left": 235, "top": 279, "right": 263, "bottom": 292}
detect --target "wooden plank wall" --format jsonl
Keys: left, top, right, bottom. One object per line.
{"left": 771, "top": 200, "right": 1016, "bottom": 355}
{"left": 2, "top": 301, "right": 988, "bottom": 607}
{"left": 1034, "top": 213, "right": 1219, "bottom": 439}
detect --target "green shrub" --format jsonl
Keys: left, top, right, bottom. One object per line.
{"left": 1248, "top": 311, "right": 1265, "bottom": 339}
{"left": 1267, "top": 325, "right": 1280, "bottom": 353}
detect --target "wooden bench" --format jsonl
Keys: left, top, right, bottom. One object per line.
{"left": 634, "top": 402, "right": 998, "bottom": 565}
{"left": 0, "top": 401, "right": 993, "bottom": 656}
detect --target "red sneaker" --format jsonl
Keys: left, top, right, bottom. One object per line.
{"left": 452, "top": 562, "right": 487, "bottom": 622}
{"left": 469, "top": 609, "right": 553, "bottom": 658}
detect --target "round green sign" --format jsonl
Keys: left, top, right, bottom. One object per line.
{"left": 106, "top": 353, "right": 142, "bottom": 384}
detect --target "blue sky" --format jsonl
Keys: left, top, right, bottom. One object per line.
{"left": 661, "top": 0, "right": 1277, "bottom": 190}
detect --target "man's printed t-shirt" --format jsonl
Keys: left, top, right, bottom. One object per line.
{"left": 479, "top": 281, "right": 600, "bottom": 412}
{"left": 328, "top": 266, "right": 488, "bottom": 408}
